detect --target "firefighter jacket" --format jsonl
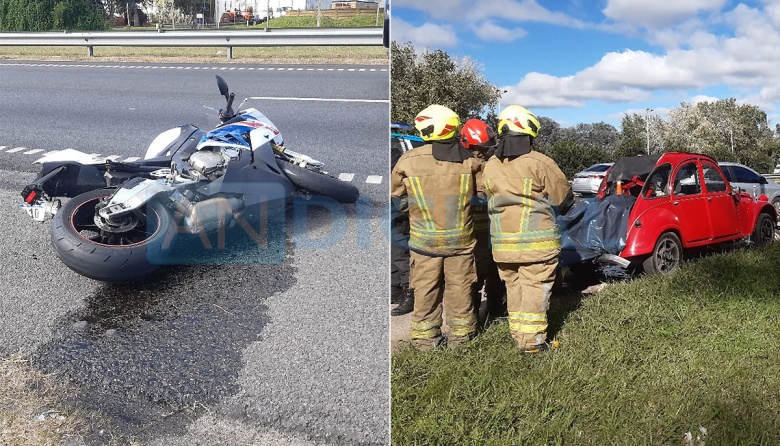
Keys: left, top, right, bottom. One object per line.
{"left": 483, "top": 150, "right": 571, "bottom": 263}
{"left": 469, "top": 148, "right": 491, "bottom": 235}
{"left": 391, "top": 143, "right": 483, "bottom": 256}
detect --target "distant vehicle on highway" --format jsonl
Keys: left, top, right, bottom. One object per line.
{"left": 718, "top": 161, "right": 780, "bottom": 213}
{"left": 572, "top": 162, "right": 613, "bottom": 195}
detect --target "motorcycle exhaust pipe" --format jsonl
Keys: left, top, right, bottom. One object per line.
{"left": 178, "top": 196, "right": 244, "bottom": 235}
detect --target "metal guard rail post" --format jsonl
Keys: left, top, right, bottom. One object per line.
{"left": 0, "top": 28, "right": 382, "bottom": 59}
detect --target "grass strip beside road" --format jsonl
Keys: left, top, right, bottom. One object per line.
{"left": 0, "top": 354, "right": 86, "bottom": 445}
{"left": 392, "top": 243, "right": 780, "bottom": 445}
{"left": 0, "top": 45, "right": 387, "bottom": 65}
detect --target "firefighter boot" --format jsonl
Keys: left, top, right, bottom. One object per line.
{"left": 391, "top": 288, "right": 414, "bottom": 316}
{"left": 391, "top": 285, "right": 403, "bottom": 305}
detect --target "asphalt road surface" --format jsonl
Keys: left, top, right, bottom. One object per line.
{"left": 0, "top": 62, "right": 389, "bottom": 445}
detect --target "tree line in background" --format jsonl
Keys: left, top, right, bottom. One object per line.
{"left": 0, "top": 0, "right": 211, "bottom": 31}
{"left": 391, "top": 41, "right": 780, "bottom": 177}
{"left": 0, "top": 0, "right": 107, "bottom": 30}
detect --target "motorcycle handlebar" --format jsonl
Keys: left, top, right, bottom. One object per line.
{"left": 222, "top": 92, "right": 236, "bottom": 121}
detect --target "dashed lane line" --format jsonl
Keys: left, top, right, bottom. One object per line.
{"left": 0, "top": 147, "right": 385, "bottom": 184}
{"left": 0, "top": 62, "right": 388, "bottom": 72}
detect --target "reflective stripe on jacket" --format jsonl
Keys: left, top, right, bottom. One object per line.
{"left": 391, "top": 144, "right": 482, "bottom": 256}
{"left": 483, "top": 151, "right": 571, "bottom": 263}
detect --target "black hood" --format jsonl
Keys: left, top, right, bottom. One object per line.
{"left": 495, "top": 134, "right": 533, "bottom": 159}
{"left": 432, "top": 138, "right": 474, "bottom": 163}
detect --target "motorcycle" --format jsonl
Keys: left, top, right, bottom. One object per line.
{"left": 20, "top": 75, "right": 359, "bottom": 282}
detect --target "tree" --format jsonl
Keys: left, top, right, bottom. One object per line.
{"left": 533, "top": 116, "right": 562, "bottom": 153}
{"left": 662, "top": 98, "right": 776, "bottom": 171}
{"left": 391, "top": 41, "right": 500, "bottom": 125}
{"left": 0, "top": 0, "right": 106, "bottom": 30}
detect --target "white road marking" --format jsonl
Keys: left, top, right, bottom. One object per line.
{"left": 105, "top": 155, "right": 122, "bottom": 161}
{"left": 0, "top": 146, "right": 6, "bottom": 151}
{"left": 366, "top": 175, "right": 383, "bottom": 184}
{"left": 22, "top": 149, "right": 44, "bottom": 155}
{"left": 249, "top": 96, "right": 388, "bottom": 103}
{"left": 338, "top": 173, "right": 355, "bottom": 182}
{"left": 124, "top": 156, "right": 141, "bottom": 162}
{"left": 6, "top": 147, "right": 27, "bottom": 153}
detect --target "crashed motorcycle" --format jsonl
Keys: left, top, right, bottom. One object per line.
{"left": 20, "top": 75, "right": 359, "bottom": 282}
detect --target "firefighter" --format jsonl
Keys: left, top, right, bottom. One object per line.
{"left": 390, "top": 125, "right": 420, "bottom": 316}
{"left": 390, "top": 105, "right": 482, "bottom": 350}
{"left": 458, "top": 118, "right": 507, "bottom": 323}
{"left": 483, "top": 105, "right": 573, "bottom": 354}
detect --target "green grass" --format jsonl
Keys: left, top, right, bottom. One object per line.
{"left": 392, "top": 244, "right": 780, "bottom": 445}
{"left": 0, "top": 45, "right": 386, "bottom": 63}
{"left": 263, "top": 12, "right": 383, "bottom": 28}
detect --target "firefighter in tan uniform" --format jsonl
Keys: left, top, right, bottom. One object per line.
{"left": 390, "top": 105, "right": 482, "bottom": 350}
{"left": 483, "top": 105, "right": 573, "bottom": 353}
{"left": 459, "top": 119, "right": 506, "bottom": 323}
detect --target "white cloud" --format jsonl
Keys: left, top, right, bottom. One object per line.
{"left": 499, "top": 50, "right": 697, "bottom": 109}
{"left": 690, "top": 94, "right": 720, "bottom": 104}
{"left": 498, "top": 2, "right": 780, "bottom": 114}
{"left": 391, "top": 17, "right": 458, "bottom": 48}
{"left": 470, "top": 21, "right": 527, "bottom": 43}
{"left": 602, "top": 0, "right": 726, "bottom": 27}
{"left": 394, "top": 0, "right": 587, "bottom": 27}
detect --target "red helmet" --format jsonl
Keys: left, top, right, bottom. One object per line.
{"left": 459, "top": 118, "right": 496, "bottom": 149}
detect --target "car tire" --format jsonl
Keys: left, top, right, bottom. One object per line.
{"left": 772, "top": 197, "right": 780, "bottom": 216}
{"left": 751, "top": 212, "right": 775, "bottom": 246}
{"left": 642, "top": 231, "right": 682, "bottom": 275}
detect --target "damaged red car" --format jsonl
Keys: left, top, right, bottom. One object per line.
{"left": 559, "top": 152, "right": 777, "bottom": 274}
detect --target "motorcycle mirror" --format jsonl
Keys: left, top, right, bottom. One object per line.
{"left": 215, "top": 75, "right": 229, "bottom": 99}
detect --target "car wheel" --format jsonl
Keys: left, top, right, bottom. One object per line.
{"left": 751, "top": 212, "right": 775, "bottom": 246}
{"left": 642, "top": 232, "right": 682, "bottom": 275}
{"left": 772, "top": 197, "right": 780, "bottom": 216}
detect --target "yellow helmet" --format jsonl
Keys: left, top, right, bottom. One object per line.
{"left": 497, "top": 105, "right": 541, "bottom": 137}
{"left": 414, "top": 104, "right": 460, "bottom": 141}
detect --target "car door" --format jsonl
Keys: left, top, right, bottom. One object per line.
{"left": 702, "top": 161, "right": 740, "bottom": 239}
{"left": 671, "top": 160, "right": 712, "bottom": 244}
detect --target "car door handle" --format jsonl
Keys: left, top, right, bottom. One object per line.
{"left": 673, "top": 201, "right": 678, "bottom": 205}
{"left": 707, "top": 197, "right": 712, "bottom": 201}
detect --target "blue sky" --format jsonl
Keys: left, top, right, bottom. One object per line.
{"left": 391, "top": 0, "right": 780, "bottom": 130}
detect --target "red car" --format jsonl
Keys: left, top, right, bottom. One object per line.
{"left": 561, "top": 152, "right": 777, "bottom": 274}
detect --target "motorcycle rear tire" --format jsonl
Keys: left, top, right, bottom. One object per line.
{"left": 51, "top": 188, "right": 173, "bottom": 282}
{"left": 276, "top": 158, "right": 359, "bottom": 204}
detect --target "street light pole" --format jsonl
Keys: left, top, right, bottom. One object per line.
{"left": 645, "top": 108, "right": 653, "bottom": 154}
{"left": 496, "top": 88, "right": 507, "bottom": 116}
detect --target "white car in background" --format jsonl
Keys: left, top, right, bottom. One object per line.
{"left": 572, "top": 163, "right": 613, "bottom": 195}
{"left": 719, "top": 162, "right": 780, "bottom": 214}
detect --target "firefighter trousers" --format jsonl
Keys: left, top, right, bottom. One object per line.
{"left": 496, "top": 258, "right": 558, "bottom": 349}
{"left": 472, "top": 231, "right": 506, "bottom": 319}
{"left": 409, "top": 251, "right": 477, "bottom": 350}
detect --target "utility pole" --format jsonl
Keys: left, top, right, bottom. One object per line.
{"left": 316, "top": 0, "right": 321, "bottom": 27}
{"left": 645, "top": 108, "right": 653, "bottom": 154}
{"left": 264, "top": 0, "right": 269, "bottom": 31}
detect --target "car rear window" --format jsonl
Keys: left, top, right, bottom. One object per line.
{"left": 585, "top": 164, "right": 611, "bottom": 173}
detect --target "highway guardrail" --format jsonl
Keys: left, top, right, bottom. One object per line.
{"left": 0, "top": 27, "right": 382, "bottom": 59}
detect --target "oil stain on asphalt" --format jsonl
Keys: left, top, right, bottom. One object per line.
{"left": 32, "top": 237, "right": 297, "bottom": 443}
